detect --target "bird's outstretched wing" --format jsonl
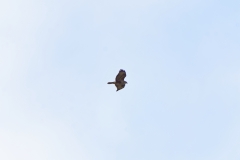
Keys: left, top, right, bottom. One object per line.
{"left": 115, "top": 69, "right": 126, "bottom": 82}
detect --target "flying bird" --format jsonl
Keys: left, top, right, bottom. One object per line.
{"left": 108, "top": 69, "right": 128, "bottom": 91}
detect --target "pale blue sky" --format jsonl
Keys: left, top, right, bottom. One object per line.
{"left": 0, "top": 0, "right": 240, "bottom": 159}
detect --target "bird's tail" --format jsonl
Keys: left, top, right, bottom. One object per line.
{"left": 107, "top": 82, "right": 115, "bottom": 84}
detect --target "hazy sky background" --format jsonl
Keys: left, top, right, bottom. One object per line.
{"left": 0, "top": 0, "right": 240, "bottom": 159}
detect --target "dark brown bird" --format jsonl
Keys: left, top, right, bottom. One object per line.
{"left": 108, "top": 69, "right": 128, "bottom": 91}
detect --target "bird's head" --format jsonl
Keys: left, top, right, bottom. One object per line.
{"left": 124, "top": 81, "right": 128, "bottom": 84}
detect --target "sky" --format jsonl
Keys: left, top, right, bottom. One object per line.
{"left": 0, "top": 0, "right": 240, "bottom": 159}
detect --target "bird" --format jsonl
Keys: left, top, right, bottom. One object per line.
{"left": 108, "top": 69, "right": 128, "bottom": 91}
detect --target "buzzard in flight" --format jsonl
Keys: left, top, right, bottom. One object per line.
{"left": 108, "top": 69, "right": 128, "bottom": 91}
